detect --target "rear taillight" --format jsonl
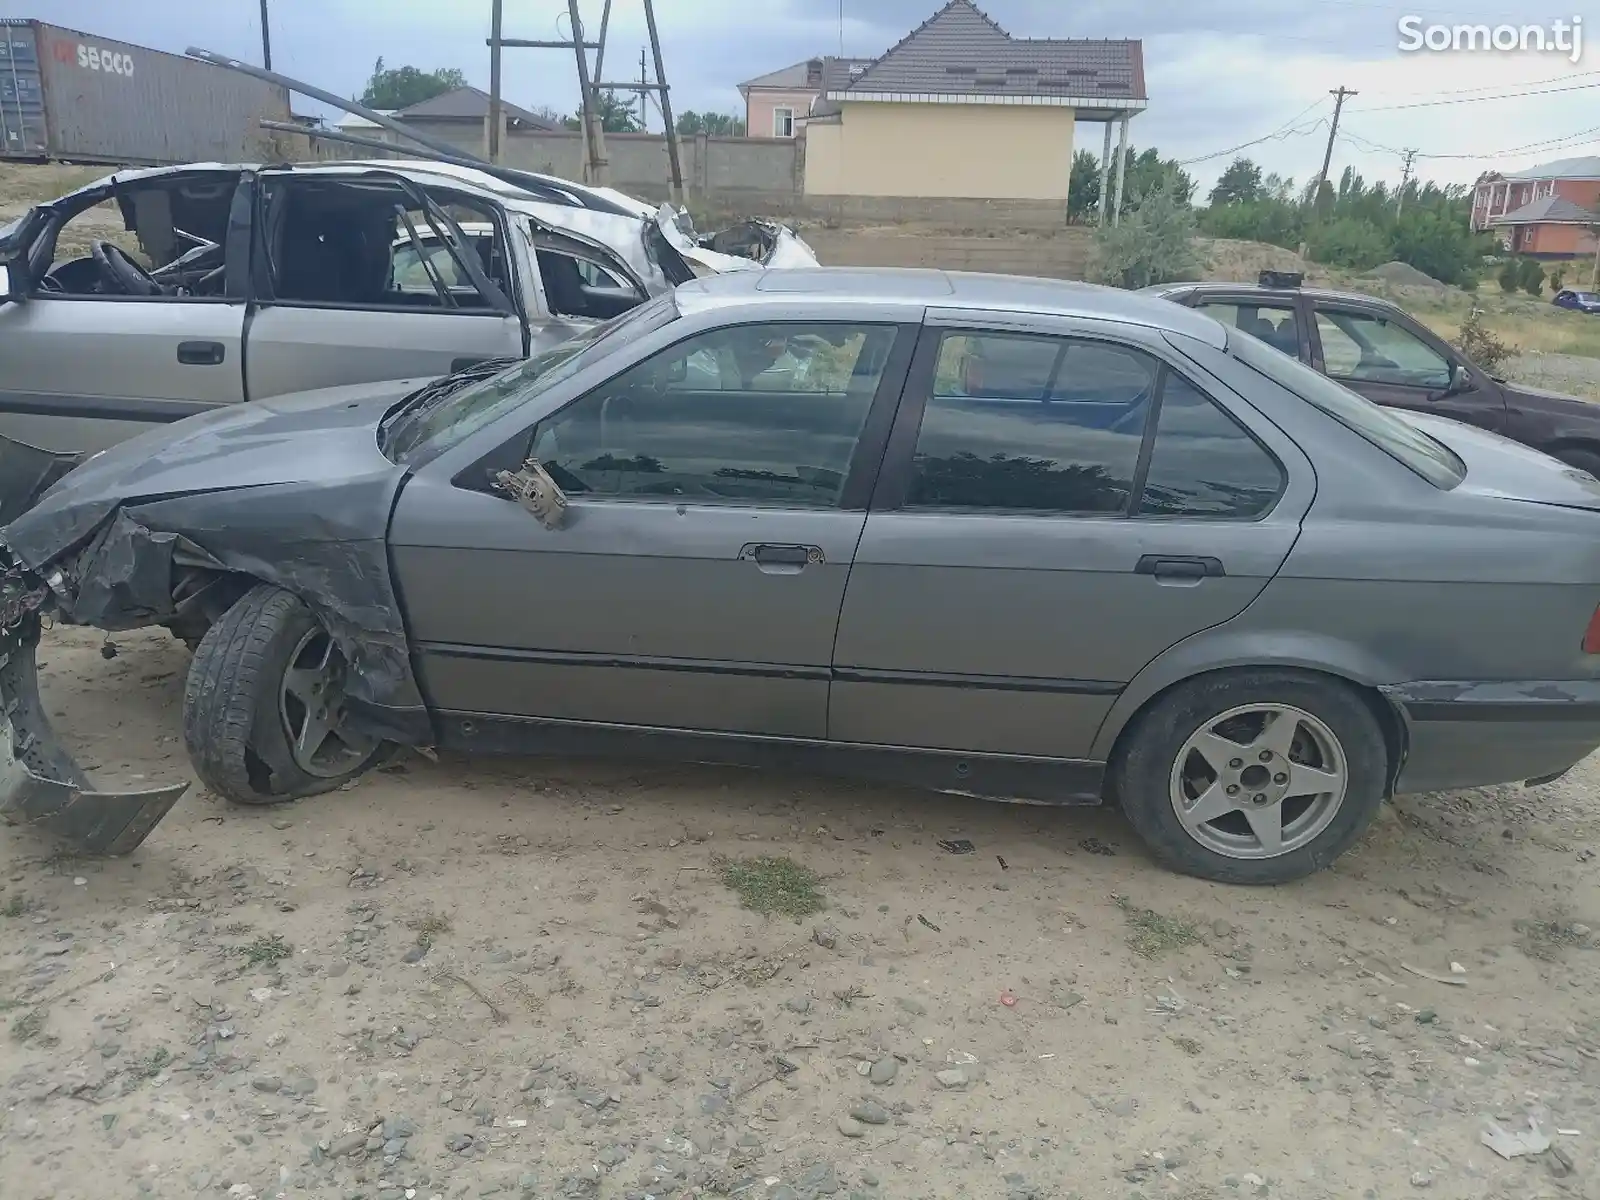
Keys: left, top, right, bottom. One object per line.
{"left": 1583, "top": 605, "right": 1600, "bottom": 654}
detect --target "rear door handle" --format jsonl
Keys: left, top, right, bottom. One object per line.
{"left": 1135, "top": 554, "right": 1225, "bottom": 581}
{"left": 176, "top": 340, "right": 225, "bottom": 366}
{"left": 740, "top": 543, "right": 822, "bottom": 574}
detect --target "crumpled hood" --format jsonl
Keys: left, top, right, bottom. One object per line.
{"left": 5, "top": 379, "right": 415, "bottom": 569}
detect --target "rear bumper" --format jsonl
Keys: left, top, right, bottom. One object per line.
{"left": 1383, "top": 679, "right": 1600, "bottom": 794}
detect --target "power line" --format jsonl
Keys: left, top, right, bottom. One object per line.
{"left": 1342, "top": 121, "right": 1600, "bottom": 161}
{"left": 1300, "top": 86, "right": 1357, "bottom": 257}
{"left": 1363, "top": 69, "right": 1600, "bottom": 99}
{"left": 1351, "top": 78, "right": 1600, "bottom": 113}
{"left": 1175, "top": 97, "right": 1329, "bottom": 166}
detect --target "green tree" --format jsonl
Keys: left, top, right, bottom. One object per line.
{"left": 1113, "top": 146, "right": 1195, "bottom": 215}
{"left": 562, "top": 91, "right": 641, "bottom": 133}
{"left": 1306, "top": 217, "right": 1389, "bottom": 270}
{"left": 677, "top": 111, "right": 747, "bottom": 136}
{"left": 1208, "top": 157, "right": 1264, "bottom": 206}
{"left": 1068, "top": 149, "right": 1100, "bottom": 224}
{"left": 359, "top": 58, "right": 467, "bottom": 109}
{"left": 1497, "top": 258, "right": 1524, "bottom": 293}
{"left": 1092, "top": 184, "right": 1202, "bottom": 289}
{"left": 1520, "top": 257, "right": 1546, "bottom": 295}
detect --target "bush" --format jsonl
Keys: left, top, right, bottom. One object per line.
{"left": 1497, "top": 259, "right": 1523, "bottom": 292}
{"left": 1520, "top": 257, "right": 1545, "bottom": 295}
{"left": 1306, "top": 217, "right": 1388, "bottom": 270}
{"left": 1452, "top": 306, "right": 1516, "bottom": 373}
{"left": 1389, "top": 208, "right": 1489, "bottom": 287}
{"left": 1091, "top": 185, "right": 1202, "bottom": 289}
{"left": 1197, "top": 198, "right": 1303, "bottom": 249}
{"left": 1552, "top": 268, "right": 1566, "bottom": 290}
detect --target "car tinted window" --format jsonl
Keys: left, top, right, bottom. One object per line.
{"left": 907, "top": 333, "right": 1158, "bottom": 514}
{"left": 1137, "top": 373, "right": 1283, "bottom": 518}
{"left": 383, "top": 293, "right": 679, "bottom": 464}
{"left": 531, "top": 322, "right": 897, "bottom": 507}
{"left": 1194, "top": 301, "right": 1300, "bottom": 358}
{"left": 1230, "top": 329, "right": 1464, "bottom": 488}
{"left": 1314, "top": 308, "right": 1452, "bottom": 388}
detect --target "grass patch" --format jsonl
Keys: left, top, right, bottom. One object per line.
{"left": 1515, "top": 909, "right": 1594, "bottom": 961}
{"left": 1, "top": 893, "right": 27, "bottom": 918}
{"left": 406, "top": 909, "right": 453, "bottom": 948}
{"left": 1170, "top": 1035, "right": 1204, "bottom": 1056}
{"left": 717, "top": 855, "right": 825, "bottom": 919}
{"left": 131, "top": 1046, "right": 172, "bottom": 1078}
{"left": 1116, "top": 895, "right": 1202, "bottom": 958}
{"left": 10, "top": 1006, "right": 45, "bottom": 1043}
{"left": 238, "top": 934, "right": 292, "bottom": 967}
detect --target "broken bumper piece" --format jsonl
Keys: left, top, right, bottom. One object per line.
{"left": 0, "top": 618, "right": 187, "bottom": 853}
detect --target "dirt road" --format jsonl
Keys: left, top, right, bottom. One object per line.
{"left": 3, "top": 630, "right": 1599, "bottom": 1200}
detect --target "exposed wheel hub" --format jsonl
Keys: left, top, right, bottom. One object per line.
{"left": 279, "top": 627, "right": 377, "bottom": 778}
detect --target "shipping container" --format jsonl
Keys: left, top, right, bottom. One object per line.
{"left": 0, "top": 20, "right": 289, "bottom": 164}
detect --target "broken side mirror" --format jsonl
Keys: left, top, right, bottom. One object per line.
{"left": 493, "top": 458, "right": 568, "bottom": 530}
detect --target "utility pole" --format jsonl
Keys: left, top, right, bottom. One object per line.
{"left": 487, "top": 0, "right": 502, "bottom": 162}
{"left": 641, "top": 0, "right": 685, "bottom": 201}
{"left": 1396, "top": 147, "right": 1417, "bottom": 217}
{"left": 258, "top": 0, "right": 272, "bottom": 69}
{"left": 1299, "top": 86, "right": 1356, "bottom": 256}
{"left": 566, "top": 0, "right": 607, "bottom": 184}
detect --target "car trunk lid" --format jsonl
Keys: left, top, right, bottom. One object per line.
{"left": 1404, "top": 411, "right": 1600, "bottom": 512}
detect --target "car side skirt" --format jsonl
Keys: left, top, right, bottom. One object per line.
{"left": 432, "top": 711, "right": 1107, "bottom": 806}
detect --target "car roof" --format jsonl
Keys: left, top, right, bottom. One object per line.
{"left": 1148, "top": 280, "right": 1402, "bottom": 307}
{"left": 675, "top": 268, "right": 1229, "bottom": 348}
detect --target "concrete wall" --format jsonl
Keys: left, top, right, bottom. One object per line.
{"left": 804, "top": 102, "right": 1076, "bottom": 200}
{"left": 808, "top": 228, "right": 1093, "bottom": 280}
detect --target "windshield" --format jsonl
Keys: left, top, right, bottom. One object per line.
{"left": 382, "top": 292, "right": 679, "bottom": 464}
{"left": 1229, "top": 328, "right": 1465, "bottom": 489}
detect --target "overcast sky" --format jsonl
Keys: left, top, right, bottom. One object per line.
{"left": 41, "top": 0, "right": 1600, "bottom": 194}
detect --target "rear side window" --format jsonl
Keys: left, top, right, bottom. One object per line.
{"left": 1230, "top": 328, "right": 1464, "bottom": 489}
{"left": 905, "top": 331, "right": 1282, "bottom": 518}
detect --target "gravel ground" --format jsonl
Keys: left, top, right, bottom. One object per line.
{"left": 1503, "top": 352, "right": 1600, "bottom": 401}
{"left": 3, "top": 628, "right": 1600, "bottom": 1200}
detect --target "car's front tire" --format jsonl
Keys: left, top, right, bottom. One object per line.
{"left": 1111, "top": 670, "right": 1388, "bottom": 884}
{"left": 183, "top": 584, "right": 382, "bottom": 805}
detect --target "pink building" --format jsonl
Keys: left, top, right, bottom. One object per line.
{"left": 738, "top": 56, "right": 873, "bottom": 139}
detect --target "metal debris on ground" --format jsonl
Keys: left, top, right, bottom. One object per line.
{"left": 996, "top": 855, "right": 1009, "bottom": 870}
{"left": 1400, "top": 961, "right": 1469, "bottom": 987}
{"left": 937, "top": 839, "right": 975, "bottom": 855}
{"left": 1481, "top": 1119, "right": 1552, "bottom": 1159}
{"left": 917, "top": 914, "right": 942, "bottom": 932}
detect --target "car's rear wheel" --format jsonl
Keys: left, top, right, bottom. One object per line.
{"left": 1111, "top": 670, "right": 1388, "bottom": 884}
{"left": 183, "top": 583, "right": 382, "bottom": 806}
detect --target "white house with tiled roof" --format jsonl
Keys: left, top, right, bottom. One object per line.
{"left": 798, "top": 0, "right": 1145, "bottom": 213}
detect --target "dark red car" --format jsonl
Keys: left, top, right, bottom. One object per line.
{"left": 1146, "top": 281, "right": 1600, "bottom": 478}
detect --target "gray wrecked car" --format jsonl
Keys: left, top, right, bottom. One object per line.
{"left": 7, "top": 270, "right": 1600, "bottom": 886}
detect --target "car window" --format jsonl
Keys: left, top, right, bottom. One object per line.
{"left": 1314, "top": 309, "right": 1452, "bottom": 388}
{"left": 531, "top": 322, "right": 898, "bottom": 507}
{"left": 383, "top": 293, "right": 681, "bottom": 464}
{"left": 35, "top": 173, "right": 238, "bottom": 301}
{"left": 391, "top": 237, "right": 469, "bottom": 291}
{"left": 907, "top": 333, "right": 1159, "bottom": 514}
{"left": 1230, "top": 329, "right": 1464, "bottom": 489}
{"left": 1136, "top": 373, "right": 1284, "bottom": 518}
{"left": 1194, "top": 300, "right": 1300, "bottom": 358}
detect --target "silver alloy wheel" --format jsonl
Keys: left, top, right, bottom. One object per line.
{"left": 1168, "top": 703, "right": 1348, "bottom": 860}
{"left": 279, "top": 627, "right": 377, "bottom": 777}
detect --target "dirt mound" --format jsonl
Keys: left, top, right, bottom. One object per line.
{"left": 1196, "top": 237, "right": 1328, "bottom": 285}
{"left": 1364, "top": 260, "right": 1447, "bottom": 290}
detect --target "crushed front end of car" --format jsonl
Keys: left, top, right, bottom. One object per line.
{"left": 0, "top": 463, "right": 189, "bottom": 854}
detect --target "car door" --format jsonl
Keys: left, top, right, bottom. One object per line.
{"left": 387, "top": 309, "right": 918, "bottom": 741}
{"left": 0, "top": 168, "right": 249, "bottom": 453}
{"left": 829, "top": 314, "right": 1312, "bottom": 764}
{"left": 1308, "top": 300, "right": 1506, "bottom": 433}
{"left": 1185, "top": 293, "right": 1310, "bottom": 363}
{"left": 243, "top": 171, "right": 526, "bottom": 399}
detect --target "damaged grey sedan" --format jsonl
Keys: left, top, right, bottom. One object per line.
{"left": 6, "top": 268, "right": 1600, "bottom": 885}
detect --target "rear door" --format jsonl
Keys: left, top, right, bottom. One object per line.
{"left": 244, "top": 171, "right": 525, "bottom": 399}
{"left": 0, "top": 168, "right": 248, "bottom": 453}
{"left": 388, "top": 312, "right": 917, "bottom": 740}
{"left": 829, "top": 315, "right": 1312, "bottom": 763}
{"left": 1307, "top": 300, "right": 1506, "bottom": 433}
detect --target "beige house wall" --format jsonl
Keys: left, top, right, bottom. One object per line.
{"left": 803, "top": 101, "right": 1075, "bottom": 200}
{"left": 742, "top": 88, "right": 817, "bottom": 139}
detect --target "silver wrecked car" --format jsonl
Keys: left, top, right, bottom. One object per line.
{"left": 3, "top": 268, "right": 1600, "bottom": 884}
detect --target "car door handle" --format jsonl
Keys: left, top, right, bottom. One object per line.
{"left": 176, "top": 340, "right": 225, "bottom": 366}
{"left": 740, "top": 543, "right": 822, "bottom": 574}
{"left": 1135, "top": 554, "right": 1226, "bottom": 581}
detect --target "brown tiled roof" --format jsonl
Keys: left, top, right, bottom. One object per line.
{"left": 1489, "top": 195, "right": 1600, "bottom": 225}
{"left": 835, "top": 0, "right": 1144, "bottom": 101}
{"left": 395, "top": 87, "right": 561, "bottom": 130}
